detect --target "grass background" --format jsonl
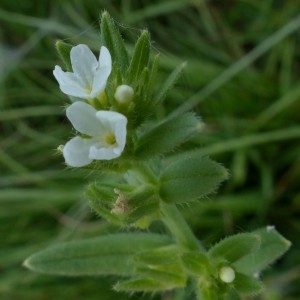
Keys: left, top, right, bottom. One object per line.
{"left": 1, "top": 0, "right": 300, "bottom": 299}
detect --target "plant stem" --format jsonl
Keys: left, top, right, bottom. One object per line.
{"left": 133, "top": 163, "right": 204, "bottom": 251}
{"left": 160, "top": 202, "right": 205, "bottom": 252}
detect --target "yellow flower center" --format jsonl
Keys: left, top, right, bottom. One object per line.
{"left": 103, "top": 132, "right": 116, "bottom": 146}
{"left": 97, "top": 90, "right": 108, "bottom": 106}
{"left": 85, "top": 85, "right": 92, "bottom": 94}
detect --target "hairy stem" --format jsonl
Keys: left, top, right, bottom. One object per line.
{"left": 160, "top": 202, "right": 205, "bottom": 252}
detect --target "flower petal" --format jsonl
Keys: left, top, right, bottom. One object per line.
{"left": 94, "top": 111, "right": 127, "bottom": 159}
{"left": 99, "top": 46, "right": 112, "bottom": 70}
{"left": 89, "top": 145, "right": 121, "bottom": 160}
{"left": 70, "top": 44, "right": 98, "bottom": 88}
{"left": 90, "top": 47, "right": 112, "bottom": 98}
{"left": 95, "top": 110, "right": 127, "bottom": 156}
{"left": 53, "top": 66, "right": 89, "bottom": 98}
{"left": 96, "top": 111, "right": 127, "bottom": 147}
{"left": 95, "top": 111, "right": 127, "bottom": 128}
{"left": 63, "top": 136, "right": 93, "bottom": 167}
{"left": 90, "top": 67, "right": 110, "bottom": 98}
{"left": 66, "top": 102, "right": 103, "bottom": 136}
{"left": 114, "top": 117, "right": 127, "bottom": 153}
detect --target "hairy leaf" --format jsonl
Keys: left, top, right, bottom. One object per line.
{"left": 233, "top": 227, "right": 291, "bottom": 275}
{"left": 100, "top": 11, "right": 128, "bottom": 73}
{"left": 208, "top": 233, "right": 261, "bottom": 263}
{"left": 159, "top": 155, "right": 228, "bottom": 203}
{"left": 24, "top": 233, "right": 172, "bottom": 276}
{"left": 135, "top": 113, "right": 201, "bottom": 159}
{"left": 154, "top": 62, "right": 186, "bottom": 105}
{"left": 127, "top": 30, "right": 150, "bottom": 83}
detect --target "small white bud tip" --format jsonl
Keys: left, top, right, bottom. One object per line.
{"left": 219, "top": 266, "right": 235, "bottom": 283}
{"left": 114, "top": 84, "right": 134, "bottom": 104}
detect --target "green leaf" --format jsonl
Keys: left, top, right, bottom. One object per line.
{"left": 86, "top": 182, "right": 122, "bottom": 225}
{"left": 159, "top": 155, "right": 228, "bottom": 203}
{"left": 182, "top": 251, "right": 211, "bottom": 275}
{"left": 146, "top": 54, "right": 160, "bottom": 98}
{"left": 100, "top": 11, "right": 128, "bottom": 73}
{"left": 197, "top": 284, "right": 219, "bottom": 300}
{"left": 208, "top": 233, "right": 261, "bottom": 263}
{"left": 126, "top": 30, "right": 150, "bottom": 83}
{"left": 154, "top": 61, "right": 186, "bottom": 105}
{"left": 116, "top": 251, "right": 186, "bottom": 292}
{"left": 114, "top": 277, "right": 169, "bottom": 292}
{"left": 134, "top": 245, "right": 181, "bottom": 266}
{"left": 125, "top": 186, "right": 159, "bottom": 225}
{"left": 234, "top": 273, "right": 263, "bottom": 295}
{"left": 224, "top": 289, "right": 241, "bottom": 300}
{"left": 233, "top": 226, "right": 291, "bottom": 275}
{"left": 126, "top": 200, "right": 159, "bottom": 225}
{"left": 24, "top": 233, "right": 172, "bottom": 276}
{"left": 135, "top": 113, "right": 201, "bottom": 159}
{"left": 55, "top": 40, "right": 73, "bottom": 71}
{"left": 136, "top": 267, "right": 186, "bottom": 287}
{"left": 131, "top": 246, "right": 186, "bottom": 290}
{"left": 87, "top": 181, "right": 160, "bottom": 227}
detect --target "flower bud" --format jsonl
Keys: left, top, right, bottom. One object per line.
{"left": 114, "top": 84, "right": 134, "bottom": 104}
{"left": 219, "top": 266, "right": 235, "bottom": 283}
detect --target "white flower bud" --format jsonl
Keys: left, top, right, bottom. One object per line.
{"left": 219, "top": 266, "right": 235, "bottom": 283}
{"left": 114, "top": 84, "right": 134, "bottom": 104}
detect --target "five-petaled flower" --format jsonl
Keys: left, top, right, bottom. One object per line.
{"left": 63, "top": 102, "right": 127, "bottom": 167}
{"left": 53, "top": 44, "right": 111, "bottom": 99}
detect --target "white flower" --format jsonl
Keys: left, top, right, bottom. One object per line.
{"left": 53, "top": 44, "right": 111, "bottom": 99}
{"left": 63, "top": 102, "right": 127, "bottom": 167}
{"left": 114, "top": 84, "right": 134, "bottom": 103}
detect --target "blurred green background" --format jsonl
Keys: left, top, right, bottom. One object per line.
{"left": 1, "top": 0, "right": 300, "bottom": 299}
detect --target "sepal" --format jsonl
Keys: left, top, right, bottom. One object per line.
{"left": 126, "top": 30, "right": 150, "bottom": 84}
{"left": 100, "top": 11, "right": 128, "bottom": 74}
{"left": 86, "top": 181, "right": 124, "bottom": 225}
{"left": 55, "top": 40, "right": 73, "bottom": 71}
{"left": 87, "top": 181, "right": 160, "bottom": 228}
{"left": 146, "top": 54, "right": 160, "bottom": 99}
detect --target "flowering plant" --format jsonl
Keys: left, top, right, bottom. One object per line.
{"left": 24, "top": 12, "right": 291, "bottom": 299}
